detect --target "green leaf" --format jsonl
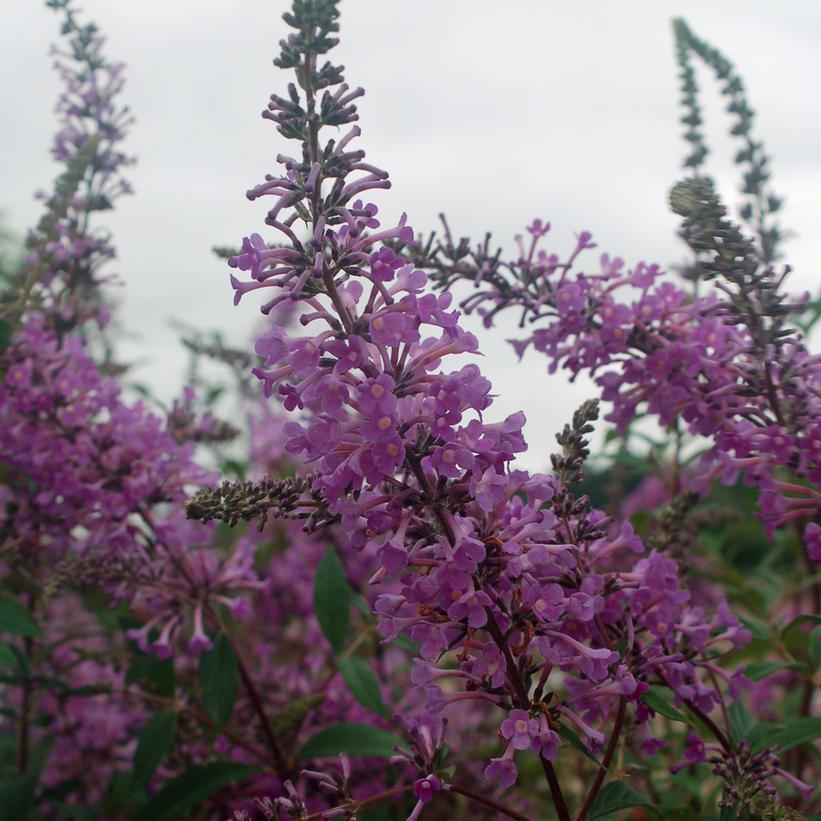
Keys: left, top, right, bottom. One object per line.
{"left": 351, "top": 593, "right": 372, "bottom": 618}
{"left": 359, "top": 805, "right": 399, "bottom": 821}
{"left": 126, "top": 652, "right": 175, "bottom": 698}
{"left": 782, "top": 614, "right": 821, "bottom": 640}
{"left": 0, "top": 770, "right": 39, "bottom": 819}
{"left": 554, "top": 723, "right": 600, "bottom": 764}
{"left": 744, "top": 660, "right": 803, "bottom": 681}
{"left": 138, "top": 762, "right": 257, "bottom": 821}
{"left": 297, "top": 723, "right": 400, "bottom": 760}
{"left": 221, "top": 459, "right": 247, "bottom": 480}
{"left": 0, "top": 641, "right": 16, "bottom": 669}
{"left": 753, "top": 716, "right": 821, "bottom": 754}
{"left": 270, "top": 693, "right": 325, "bottom": 737}
{"left": 0, "top": 595, "right": 42, "bottom": 638}
{"left": 641, "top": 687, "right": 689, "bottom": 723}
{"left": 105, "top": 770, "right": 133, "bottom": 812}
{"left": 392, "top": 634, "right": 420, "bottom": 655}
{"left": 718, "top": 521, "right": 769, "bottom": 570}
{"left": 657, "top": 809, "right": 700, "bottom": 821}
{"left": 729, "top": 701, "right": 755, "bottom": 746}
{"left": 313, "top": 547, "right": 352, "bottom": 653}
{"left": 40, "top": 777, "right": 84, "bottom": 802}
{"left": 338, "top": 657, "right": 389, "bottom": 717}
{"left": 747, "top": 720, "right": 783, "bottom": 753}
{"left": 6, "top": 643, "right": 29, "bottom": 677}
{"left": 810, "top": 627, "right": 821, "bottom": 670}
{"left": 199, "top": 634, "right": 239, "bottom": 727}
{"left": 739, "top": 617, "right": 770, "bottom": 643}
{"left": 0, "top": 319, "right": 12, "bottom": 351}
{"left": 588, "top": 781, "right": 656, "bottom": 819}
{"left": 131, "top": 710, "right": 177, "bottom": 789}
{"left": 46, "top": 804, "right": 95, "bottom": 821}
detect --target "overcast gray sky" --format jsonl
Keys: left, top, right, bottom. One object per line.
{"left": 3, "top": 1, "right": 820, "bottom": 470}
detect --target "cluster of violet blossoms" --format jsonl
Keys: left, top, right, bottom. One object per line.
{"left": 15, "top": 0, "right": 133, "bottom": 328}
{"left": 0, "top": 311, "right": 262, "bottom": 663}
{"left": 222, "top": 2, "right": 759, "bottom": 808}
{"left": 0, "top": 316, "right": 208, "bottom": 564}
{"left": 1, "top": 1, "right": 258, "bottom": 764}
{"left": 1, "top": 6, "right": 438, "bottom": 813}
{"left": 417, "top": 209, "right": 821, "bottom": 560}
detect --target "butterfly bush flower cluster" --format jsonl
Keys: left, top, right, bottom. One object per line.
{"left": 2, "top": 1, "right": 818, "bottom": 819}
{"left": 0, "top": 316, "right": 209, "bottom": 563}
{"left": 34, "top": 596, "right": 147, "bottom": 806}
{"left": 0, "top": 6, "right": 305, "bottom": 810}
{"left": 11, "top": 0, "right": 134, "bottom": 328}
{"left": 0, "top": 9, "right": 446, "bottom": 801}
{"left": 0, "top": 0, "right": 277, "bottom": 667}
{"left": 0, "top": 309, "right": 270, "bottom": 662}
{"left": 196, "top": 3, "right": 814, "bottom": 818}
{"left": 415, "top": 196, "right": 821, "bottom": 561}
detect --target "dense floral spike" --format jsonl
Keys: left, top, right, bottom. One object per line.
{"left": 0, "top": 312, "right": 280, "bottom": 663}
{"left": 673, "top": 18, "right": 784, "bottom": 264}
{"left": 222, "top": 1, "right": 769, "bottom": 816}
{"left": 34, "top": 597, "right": 147, "bottom": 805}
{"left": 2, "top": 0, "right": 133, "bottom": 329}
{"left": 671, "top": 737, "right": 812, "bottom": 820}
{"left": 0, "top": 316, "right": 210, "bottom": 565}
{"left": 186, "top": 473, "right": 321, "bottom": 529}
{"left": 167, "top": 386, "right": 241, "bottom": 444}
{"left": 416, "top": 191, "right": 821, "bottom": 559}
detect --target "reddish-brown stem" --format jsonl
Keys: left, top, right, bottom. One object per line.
{"left": 300, "top": 37, "right": 354, "bottom": 337}
{"left": 303, "top": 782, "right": 538, "bottom": 821}
{"left": 232, "top": 638, "right": 290, "bottom": 778}
{"left": 405, "top": 451, "right": 456, "bottom": 543}
{"left": 657, "top": 672, "right": 731, "bottom": 753}
{"left": 791, "top": 524, "right": 819, "bottom": 779}
{"left": 205, "top": 605, "right": 290, "bottom": 776}
{"left": 322, "top": 268, "right": 354, "bottom": 334}
{"left": 126, "top": 688, "right": 272, "bottom": 768}
{"left": 303, "top": 784, "right": 416, "bottom": 820}
{"left": 484, "top": 609, "right": 571, "bottom": 821}
{"left": 763, "top": 361, "right": 788, "bottom": 430}
{"left": 685, "top": 699, "right": 731, "bottom": 753}
{"left": 539, "top": 757, "right": 571, "bottom": 821}
{"left": 484, "top": 609, "right": 530, "bottom": 708}
{"left": 406, "top": 446, "right": 569, "bottom": 819}
{"left": 576, "top": 696, "right": 627, "bottom": 821}
{"left": 449, "top": 783, "right": 536, "bottom": 821}
{"left": 15, "top": 591, "right": 37, "bottom": 776}
{"left": 594, "top": 614, "right": 614, "bottom": 649}
{"left": 707, "top": 669, "right": 730, "bottom": 735}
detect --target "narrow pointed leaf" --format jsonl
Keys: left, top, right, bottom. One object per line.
{"left": 138, "top": 762, "right": 257, "bottom": 821}
{"left": 298, "top": 723, "right": 400, "bottom": 760}
{"left": 588, "top": 781, "right": 656, "bottom": 819}
{"left": 641, "top": 687, "right": 689, "bottom": 723}
{"left": 338, "top": 657, "right": 389, "bottom": 717}
{"left": 313, "top": 547, "right": 351, "bottom": 653}
{"left": 0, "top": 596, "right": 42, "bottom": 638}
{"left": 131, "top": 710, "right": 177, "bottom": 789}
{"left": 199, "top": 634, "right": 239, "bottom": 727}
